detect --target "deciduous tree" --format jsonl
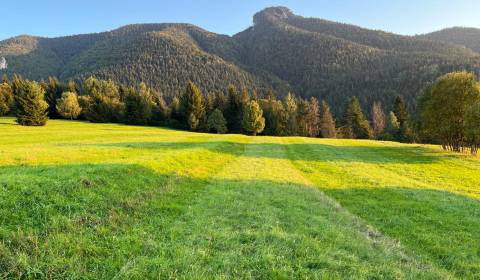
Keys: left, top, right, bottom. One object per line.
{"left": 56, "top": 92, "right": 82, "bottom": 120}
{"left": 242, "top": 100, "right": 265, "bottom": 136}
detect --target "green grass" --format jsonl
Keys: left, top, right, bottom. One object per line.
{"left": 0, "top": 117, "right": 479, "bottom": 279}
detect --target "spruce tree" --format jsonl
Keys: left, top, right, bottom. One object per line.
{"left": 320, "top": 100, "right": 337, "bottom": 138}
{"left": 180, "top": 81, "right": 205, "bottom": 131}
{"left": 242, "top": 100, "right": 265, "bottom": 136}
{"left": 224, "top": 85, "right": 242, "bottom": 133}
{"left": 341, "top": 96, "right": 372, "bottom": 139}
{"left": 206, "top": 109, "right": 227, "bottom": 134}
{"left": 15, "top": 80, "right": 49, "bottom": 126}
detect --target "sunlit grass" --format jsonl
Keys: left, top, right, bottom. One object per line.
{"left": 0, "top": 117, "right": 478, "bottom": 279}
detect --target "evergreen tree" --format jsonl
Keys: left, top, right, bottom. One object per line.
{"left": 180, "top": 81, "right": 205, "bottom": 131}
{"left": 168, "top": 96, "right": 183, "bottom": 128}
{"left": 284, "top": 92, "right": 298, "bottom": 136}
{"left": 188, "top": 113, "right": 200, "bottom": 131}
{"left": 83, "top": 77, "right": 124, "bottom": 123}
{"left": 206, "top": 109, "right": 227, "bottom": 134}
{"left": 0, "top": 81, "right": 14, "bottom": 116}
{"left": 124, "top": 83, "right": 153, "bottom": 125}
{"left": 307, "top": 97, "right": 321, "bottom": 137}
{"left": 393, "top": 95, "right": 409, "bottom": 125}
{"left": 296, "top": 98, "right": 311, "bottom": 137}
{"left": 242, "top": 100, "right": 265, "bottom": 136}
{"left": 393, "top": 95, "right": 412, "bottom": 142}
{"left": 341, "top": 96, "right": 372, "bottom": 139}
{"left": 151, "top": 90, "right": 169, "bottom": 125}
{"left": 320, "top": 100, "right": 337, "bottom": 138}
{"left": 66, "top": 80, "right": 77, "bottom": 93}
{"left": 224, "top": 85, "right": 242, "bottom": 133}
{"left": 372, "top": 101, "right": 386, "bottom": 138}
{"left": 56, "top": 92, "right": 82, "bottom": 120}
{"left": 383, "top": 111, "right": 400, "bottom": 141}
{"left": 15, "top": 80, "right": 49, "bottom": 126}
{"left": 43, "top": 77, "right": 64, "bottom": 118}
{"left": 260, "top": 93, "right": 287, "bottom": 136}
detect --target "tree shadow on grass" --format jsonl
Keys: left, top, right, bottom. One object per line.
{"left": 323, "top": 186, "right": 480, "bottom": 279}
{"left": 0, "top": 163, "right": 479, "bottom": 278}
{"left": 57, "top": 141, "right": 451, "bottom": 164}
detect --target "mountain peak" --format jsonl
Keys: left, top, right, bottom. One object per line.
{"left": 253, "top": 6, "right": 295, "bottom": 25}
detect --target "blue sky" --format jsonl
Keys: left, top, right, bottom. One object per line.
{"left": 2, "top": 0, "right": 480, "bottom": 40}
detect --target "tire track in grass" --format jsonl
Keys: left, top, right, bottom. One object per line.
{"left": 116, "top": 137, "right": 451, "bottom": 279}
{"left": 283, "top": 137, "right": 462, "bottom": 279}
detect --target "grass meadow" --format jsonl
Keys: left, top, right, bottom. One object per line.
{"left": 0, "top": 117, "right": 479, "bottom": 279}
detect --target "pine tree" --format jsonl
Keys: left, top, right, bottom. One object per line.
{"left": 180, "top": 81, "right": 205, "bottom": 131}
{"left": 341, "top": 96, "right": 372, "bottom": 139}
{"left": 206, "top": 109, "right": 227, "bottom": 134}
{"left": 242, "top": 100, "right": 265, "bottom": 136}
{"left": 372, "top": 101, "right": 385, "bottom": 138}
{"left": 15, "top": 80, "right": 49, "bottom": 126}
{"left": 320, "top": 100, "right": 337, "bottom": 138}
{"left": 56, "top": 92, "right": 82, "bottom": 120}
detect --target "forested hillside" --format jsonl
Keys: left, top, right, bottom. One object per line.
{"left": 420, "top": 27, "right": 480, "bottom": 53}
{"left": 1, "top": 6, "right": 480, "bottom": 113}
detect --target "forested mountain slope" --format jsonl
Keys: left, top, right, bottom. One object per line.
{"left": 419, "top": 27, "right": 480, "bottom": 53}
{"left": 235, "top": 7, "right": 480, "bottom": 111}
{"left": 1, "top": 6, "right": 480, "bottom": 111}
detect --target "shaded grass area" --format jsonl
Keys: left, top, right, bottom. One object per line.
{"left": 0, "top": 118, "right": 479, "bottom": 279}
{"left": 285, "top": 138, "right": 480, "bottom": 279}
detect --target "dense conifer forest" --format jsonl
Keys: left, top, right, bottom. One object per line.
{"left": 2, "top": 7, "right": 480, "bottom": 116}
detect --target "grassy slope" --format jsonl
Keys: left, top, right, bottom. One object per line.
{"left": 0, "top": 117, "right": 479, "bottom": 279}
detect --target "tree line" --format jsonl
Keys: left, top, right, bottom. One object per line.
{"left": 1, "top": 72, "right": 479, "bottom": 155}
